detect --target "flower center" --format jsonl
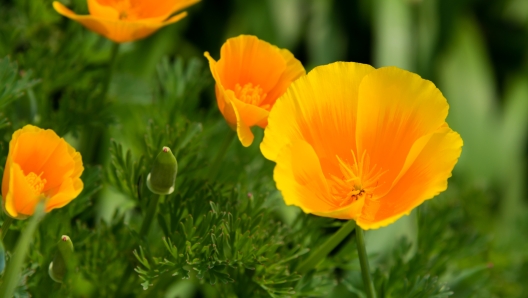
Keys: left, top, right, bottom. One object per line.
{"left": 234, "top": 83, "right": 268, "bottom": 108}
{"left": 329, "top": 150, "right": 386, "bottom": 207}
{"left": 108, "top": 0, "right": 139, "bottom": 20}
{"left": 25, "top": 172, "right": 46, "bottom": 195}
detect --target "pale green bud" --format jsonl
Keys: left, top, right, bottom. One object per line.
{"left": 49, "top": 235, "right": 74, "bottom": 283}
{"left": 146, "top": 146, "right": 178, "bottom": 195}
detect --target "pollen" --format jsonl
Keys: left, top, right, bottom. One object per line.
{"left": 25, "top": 172, "right": 47, "bottom": 195}
{"left": 329, "top": 150, "right": 387, "bottom": 207}
{"left": 234, "top": 83, "right": 268, "bottom": 107}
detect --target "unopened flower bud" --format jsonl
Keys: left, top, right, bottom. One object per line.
{"left": 146, "top": 146, "right": 178, "bottom": 195}
{"left": 49, "top": 235, "right": 74, "bottom": 283}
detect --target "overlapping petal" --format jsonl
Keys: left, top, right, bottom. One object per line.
{"left": 205, "top": 35, "right": 305, "bottom": 147}
{"left": 262, "top": 62, "right": 462, "bottom": 230}
{"left": 53, "top": 0, "right": 199, "bottom": 43}
{"left": 356, "top": 66, "right": 449, "bottom": 196}
{"left": 1, "top": 125, "right": 84, "bottom": 219}
{"left": 358, "top": 127, "right": 462, "bottom": 229}
{"left": 261, "top": 62, "right": 375, "bottom": 166}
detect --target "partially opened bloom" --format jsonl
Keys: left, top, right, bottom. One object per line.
{"left": 261, "top": 62, "right": 463, "bottom": 230}
{"left": 53, "top": 0, "right": 200, "bottom": 43}
{"left": 2, "top": 125, "right": 84, "bottom": 219}
{"left": 205, "top": 35, "right": 305, "bottom": 147}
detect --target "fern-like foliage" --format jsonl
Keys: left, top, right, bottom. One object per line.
{"left": 0, "top": 56, "right": 38, "bottom": 109}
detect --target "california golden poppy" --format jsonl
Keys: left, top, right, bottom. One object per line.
{"left": 52, "top": 0, "right": 199, "bottom": 43}
{"left": 205, "top": 35, "right": 305, "bottom": 147}
{"left": 1, "top": 125, "right": 84, "bottom": 219}
{"left": 261, "top": 62, "right": 463, "bottom": 230}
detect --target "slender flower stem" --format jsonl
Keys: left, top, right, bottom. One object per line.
{"left": 0, "top": 216, "right": 14, "bottom": 241}
{"left": 0, "top": 203, "right": 45, "bottom": 298}
{"left": 115, "top": 194, "right": 163, "bottom": 296}
{"left": 355, "top": 225, "right": 377, "bottom": 298}
{"left": 208, "top": 130, "right": 236, "bottom": 179}
{"left": 139, "top": 195, "right": 162, "bottom": 237}
{"left": 296, "top": 220, "right": 356, "bottom": 273}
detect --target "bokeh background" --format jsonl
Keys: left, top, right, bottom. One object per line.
{"left": 2, "top": 0, "right": 528, "bottom": 297}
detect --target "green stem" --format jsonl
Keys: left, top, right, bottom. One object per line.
{"left": 296, "top": 220, "right": 356, "bottom": 273}
{"left": 356, "top": 225, "right": 376, "bottom": 298}
{"left": 115, "top": 195, "right": 162, "bottom": 296}
{"left": 139, "top": 195, "right": 162, "bottom": 237}
{"left": 208, "top": 130, "right": 236, "bottom": 179}
{"left": 0, "top": 202, "right": 45, "bottom": 298}
{"left": 1, "top": 216, "right": 14, "bottom": 241}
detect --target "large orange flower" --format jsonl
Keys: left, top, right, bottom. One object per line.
{"left": 261, "top": 62, "right": 463, "bottom": 230}
{"left": 205, "top": 35, "right": 305, "bottom": 147}
{"left": 2, "top": 125, "right": 84, "bottom": 219}
{"left": 53, "top": 0, "right": 199, "bottom": 43}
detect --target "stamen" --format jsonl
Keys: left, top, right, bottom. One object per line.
{"left": 329, "top": 150, "right": 387, "bottom": 206}
{"left": 25, "top": 172, "right": 46, "bottom": 195}
{"left": 234, "top": 83, "right": 268, "bottom": 107}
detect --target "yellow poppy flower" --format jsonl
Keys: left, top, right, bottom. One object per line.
{"left": 261, "top": 62, "right": 463, "bottom": 230}
{"left": 205, "top": 35, "right": 305, "bottom": 147}
{"left": 52, "top": 0, "right": 200, "bottom": 43}
{"left": 1, "top": 125, "right": 84, "bottom": 219}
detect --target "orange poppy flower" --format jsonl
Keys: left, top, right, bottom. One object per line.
{"left": 52, "top": 0, "right": 200, "bottom": 43}
{"left": 205, "top": 35, "right": 305, "bottom": 147}
{"left": 1, "top": 125, "right": 84, "bottom": 219}
{"left": 261, "top": 62, "right": 463, "bottom": 230}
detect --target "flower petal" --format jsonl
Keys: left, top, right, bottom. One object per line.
{"left": 46, "top": 177, "right": 84, "bottom": 212}
{"left": 206, "top": 52, "right": 236, "bottom": 127}
{"left": 229, "top": 93, "right": 269, "bottom": 128}
{"left": 226, "top": 98, "right": 254, "bottom": 147}
{"left": 357, "top": 127, "right": 463, "bottom": 229}
{"left": 134, "top": 0, "right": 200, "bottom": 20}
{"left": 10, "top": 125, "right": 62, "bottom": 176}
{"left": 87, "top": 0, "right": 119, "bottom": 18}
{"left": 261, "top": 62, "right": 375, "bottom": 167}
{"left": 39, "top": 140, "right": 80, "bottom": 195}
{"left": 216, "top": 35, "right": 287, "bottom": 92}
{"left": 262, "top": 49, "right": 306, "bottom": 107}
{"left": 207, "top": 51, "right": 268, "bottom": 146}
{"left": 356, "top": 66, "right": 449, "bottom": 196}
{"left": 53, "top": 2, "right": 187, "bottom": 43}
{"left": 5, "top": 163, "right": 39, "bottom": 218}
{"left": 274, "top": 139, "right": 334, "bottom": 213}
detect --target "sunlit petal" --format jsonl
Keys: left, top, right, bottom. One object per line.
{"left": 1, "top": 125, "right": 84, "bottom": 219}
{"left": 358, "top": 127, "right": 462, "bottom": 229}
{"left": 205, "top": 35, "right": 304, "bottom": 146}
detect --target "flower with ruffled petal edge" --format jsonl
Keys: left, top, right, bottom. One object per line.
{"left": 261, "top": 62, "right": 463, "bottom": 230}
{"left": 1, "top": 125, "right": 84, "bottom": 219}
{"left": 204, "top": 35, "right": 305, "bottom": 147}
{"left": 53, "top": 0, "right": 200, "bottom": 43}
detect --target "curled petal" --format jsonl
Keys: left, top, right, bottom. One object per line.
{"left": 358, "top": 127, "right": 463, "bottom": 229}
{"left": 262, "top": 62, "right": 375, "bottom": 163}
{"left": 274, "top": 140, "right": 334, "bottom": 213}
{"left": 216, "top": 35, "right": 287, "bottom": 92}
{"left": 5, "top": 164, "right": 38, "bottom": 219}
{"left": 356, "top": 66, "right": 449, "bottom": 196}
{"left": 1, "top": 125, "right": 84, "bottom": 219}
{"left": 205, "top": 35, "right": 304, "bottom": 146}
{"left": 53, "top": 2, "right": 188, "bottom": 43}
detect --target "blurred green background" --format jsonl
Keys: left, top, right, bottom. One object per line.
{"left": 2, "top": 0, "right": 528, "bottom": 297}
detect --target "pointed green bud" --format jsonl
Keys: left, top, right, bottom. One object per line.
{"left": 146, "top": 146, "right": 178, "bottom": 195}
{"left": 49, "top": 235, "right": 74, "bottom": 283}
